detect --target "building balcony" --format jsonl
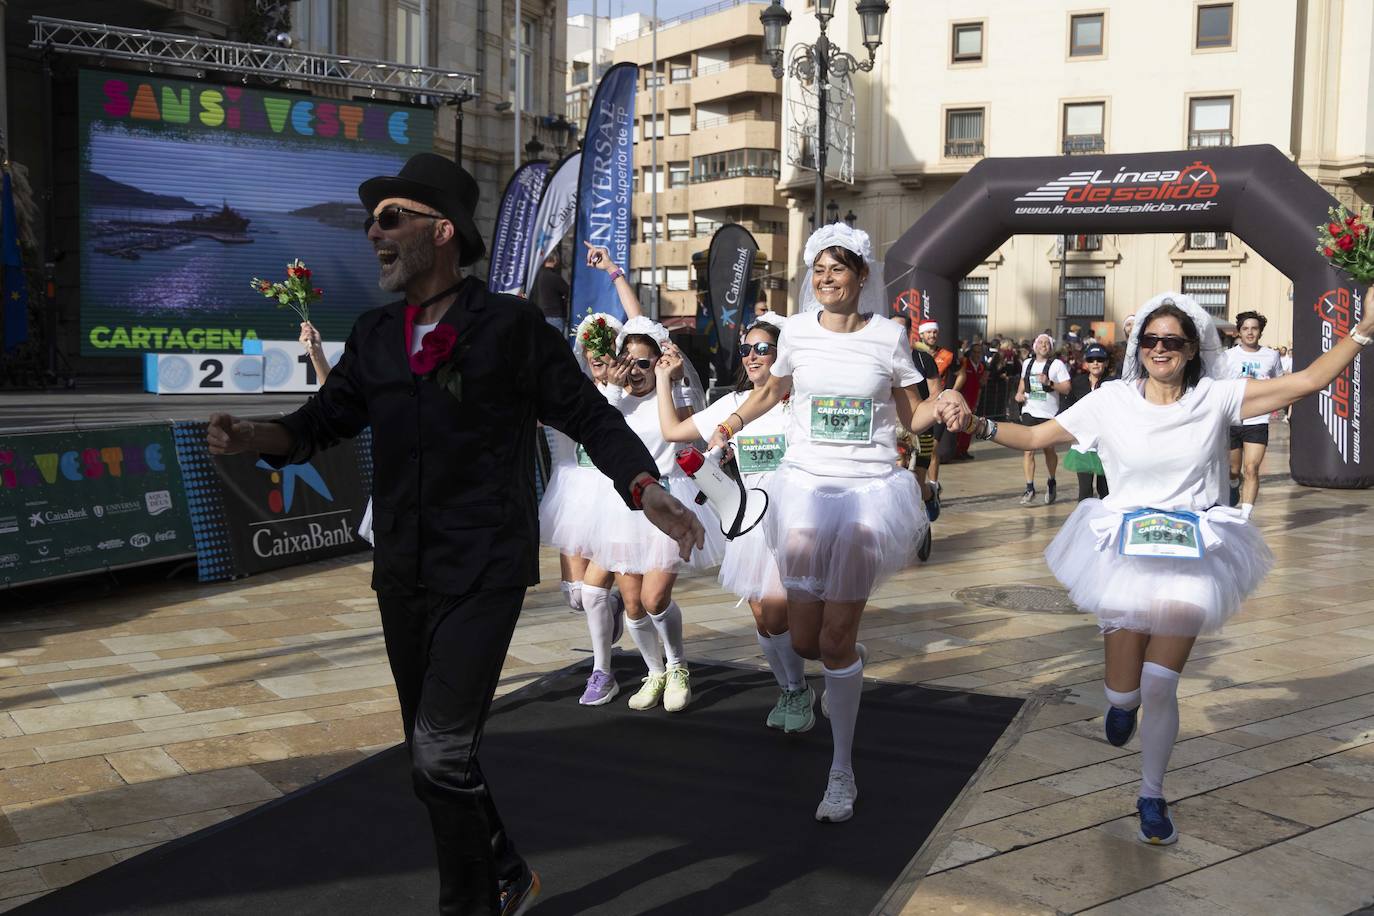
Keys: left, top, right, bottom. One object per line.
{"left": 943, "top": 139, "right": 985, "bottom": 159}
{"left": 1063, "top": 135, "right": 1105, "bottom": 155}
{"left": 637, "top": 82, "right": 691, "bottom": 112}
{"left": 685, "top": 174, "right": 782, "bottom": 209}
{"left": 634, "top": 187, "right": 691, "bottom": 213}
{"left": 1188, "top": 130, "right": 1233, "bottom": 149}
{"left": 690, "top": 115, "right": 780, "bottom": 158}
{"left": 691, "top": 61, "right": 778, "bottom": 104}
{"left": 635, "top": 135, "right": 691, "bottom": 166}
{"left": 631, "top": 238, "right": 699, "bottom": 267}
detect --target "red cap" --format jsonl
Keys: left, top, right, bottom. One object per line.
{"left": 675, "top": 447, "right": 704, "bottom": 476}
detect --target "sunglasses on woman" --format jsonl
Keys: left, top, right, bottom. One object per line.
{"left": 629, "top": 357, "right": 655, "bottom": 370}
{"left": 737, "top": 342, "right": 777, "bottom": 358}
{"left": 364, "top": 205, "right": 441, "bottom": 233}
{"left": 1139, "top": 334, "right": 1190, "bottom": 352}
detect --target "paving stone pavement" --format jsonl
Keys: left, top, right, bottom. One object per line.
{"left": 2, "top": 423, "right": 1373, "bottom": 914}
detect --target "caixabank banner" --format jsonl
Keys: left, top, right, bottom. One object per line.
{"left": 172, "top": 422, "right": 372, "bottom": 580}
{"left": 77, "top": 69, "right": 434, "bottom": 357}
{"left": 0, "top": 424, "right": 196, "bottom": 586}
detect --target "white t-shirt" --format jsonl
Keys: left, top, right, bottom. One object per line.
{"left": 616, "top": 390, "right": 687, "bottom": 476}
{"left": 1226, "top": 345, "right": 1285, "bottom": 426}
{"left": 771, "top": 311, "right": 923, "bottom": 478}
{"left": 410, "top": 320, "right": 439, "bottom": 355}
{"left": 692, "top": 390, "right": 790, "bottom": 483}
{"left": 1022, "top": 358, "right": 1071, "bottom": 419}
{"left": 1280, "top": 353, "right": 1294, "bottom": 375}
{"left": 1054, "top": 377, "right": 1248, "bottom": 512}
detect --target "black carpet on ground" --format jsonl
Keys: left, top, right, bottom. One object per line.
{"left": 17, "top": 656, "right": 1023, "bottom": 916}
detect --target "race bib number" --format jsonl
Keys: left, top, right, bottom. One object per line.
{"left": 1119, "top": 510, "right": 1204, "bottom": 560}
{"left": 1028, "top": 375, "right": 1047, "bottom": 401}
{"left": 810, "top": 396, "right": 874, "bottom": 443}
{"left": 735, "top": 434, "right": 786, "bottom": 473}
{"left": 575, "top": 444, "right": 595, "bottom": 468}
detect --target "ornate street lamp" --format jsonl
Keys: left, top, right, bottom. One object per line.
{"left": 523, "top": 135, "right": 545, "bottom": 161}
{"left": 826, "top": 199, "right": 840, "bottom": 224}
{"left": 844, "top": 208, "right": 858, "bottom": 228}
{"left": 761, "top": 0, "right": 889, "bottom": 233}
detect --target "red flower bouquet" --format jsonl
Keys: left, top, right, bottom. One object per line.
{"left": 579, "top": 315, "right": 617, "bottom": 358}
{"left": 250, "top": 258, "right": 324, "bottom": 323}
{"left": 1316, "top": 205, "right": 1374, "bottom": 284}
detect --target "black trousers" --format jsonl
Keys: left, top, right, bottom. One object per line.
{"left": 1076, "top": 472, "right": 1109, "bottom": 501}
{"left": 377, "top": 587, "right": 528, "bottom": 916}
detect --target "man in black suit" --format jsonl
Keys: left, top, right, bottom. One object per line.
{"left": 206, "top": 153, "right": 704, "bottom": 916}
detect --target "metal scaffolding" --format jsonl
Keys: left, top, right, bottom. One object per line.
{"left": 29, "top": 16, "right": 477, "bottom": 103}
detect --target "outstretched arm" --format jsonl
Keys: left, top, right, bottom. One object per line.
{"left": 706, "top": 373, "right": 790, "bottom": 450}
{"left": 1241, "top": 312, "right": 1374, "bottom": 419}
{"left": 584, "top": 242, "right": 643, "bottom": 319}
{"left": 972, "top": 415, "right": 1076, "bottom": 451}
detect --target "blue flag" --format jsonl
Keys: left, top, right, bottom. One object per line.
{"left": 488, "top": 160, "right": 549, "bottom": 296}
{"left": 2, "top": 171, "right": 29, "bottom": 353}
{"left": 570, "top": 63, "right": 637, "bottom": 327}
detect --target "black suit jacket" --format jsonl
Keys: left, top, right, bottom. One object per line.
{"left": 265, "top": 277, "right": 658, "bottom": 596}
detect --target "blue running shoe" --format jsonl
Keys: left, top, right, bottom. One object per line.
{"left": 1137, "top": 797, "right": 1178, "bottom": 846}
{"left": 1104, "top": 705, "right": 1138, "bottom": 747}
{"left": 924, "top": 480, "right": 942, "bottom": 523}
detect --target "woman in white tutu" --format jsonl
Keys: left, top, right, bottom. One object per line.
{"left": 961, "top": 291, "right": 1374, "bottom": 846}
{"left": 655, "top": 313, "right": 813, "bottom": 733}
{"left": 709, "top": 224, "right": 969, "bottom": 822}
{"left": 582, "top": 315, "right": 726, "bottom": 713}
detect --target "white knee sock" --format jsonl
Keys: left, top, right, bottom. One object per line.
{"left": 770, "top": 632, "right": 807, "bottom": 691}
{"left": 1139, "top": 662, "right": 1181, "bottom": 798}
{"left": 757, "top": 632, "right": 789, "bottom": 689}
{"left": 625, "top": 614, "right": 665, "bottom": 674}
{"left": 648, "top": 602, "right": 685, "bottom": 668}
{"left": 1104, "top": 684, "right": 1142, "bottom": 710}
{"left": 580, "top": 585, "right": 615, "bottom": 673}
{"left": 823, "top": 656, "right": 864, "bottom": 776}
{"left": 560, "top": 579, "right": 583, "bottom": 612}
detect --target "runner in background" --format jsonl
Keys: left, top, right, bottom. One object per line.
{"left": 1226, "top": 311, "right": 1285, "bottom": 508}
{"left": 916, "top": 320, "right": 953, "bottom": 507}
{"left": 1013, "top": 333, "right": 1071, "bottom": 505}
{"left": 894, "top": 313, "right": 942, "bottom": 561}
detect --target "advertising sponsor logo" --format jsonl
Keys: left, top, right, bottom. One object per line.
{"left": 145, "top": 490, "right": 173, "bottom": 516}
{"left": 93, "top": 505, "right": 104, "bottom": 518}
{"left": 0, "top": 515, "right": 16, "bottom": 535}
{"left": 1014, "top": 161, "right": 1221, "bottom": 215}
{"left": 251, "top": 517, "right": 356, "bottom": 558}
{"left": 101, "top": 500, "right": 141, "bottom": 515}
{"left": 64, "top": 544, "right": 94, "bottom": 557}
{"left": 96, "top": 538, "right": 125, "bottom": 550}
{"left": 154, "top": 529, "right": 178, "bottom": 542}
{"left": 0, "top": 553, "right": 19, "bottom": 567}
{"left": 129, "top": 532, "right": 152, "bottom": 548}
{"left": 256, "top": 459, "right": 333, "bottom": 514}
{"left": 1314, "top": 287, "right": 1364, "bottom": 464}
{"left": 29, "top": 508, "right": 90, "bottom": 525}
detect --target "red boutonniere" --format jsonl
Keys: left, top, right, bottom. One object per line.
{"left": 405, "top": 309, "right": 465, "bottom": 401}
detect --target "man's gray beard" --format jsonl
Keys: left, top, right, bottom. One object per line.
{"left": 377, "top": 234, "right": 436, "bottom": 292}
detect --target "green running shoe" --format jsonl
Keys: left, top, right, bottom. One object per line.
{"left": 766, "top": 689, "right": 789, "bottom": 730}
{"left": 784, "top": 684, "right": 816, "bottom": 733}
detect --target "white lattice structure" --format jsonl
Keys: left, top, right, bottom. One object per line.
{"left": 784, "top": 48, "right": 855, "bottom": 185}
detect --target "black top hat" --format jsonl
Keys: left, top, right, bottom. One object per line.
{"left": 358, "top": 153, "right": 485, "bottom": 266}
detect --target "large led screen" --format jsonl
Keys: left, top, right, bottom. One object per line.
{"left": 77, "top": 69, "right": 435, "bottom": 356}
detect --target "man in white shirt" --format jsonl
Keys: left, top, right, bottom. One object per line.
{"left": 1226, "top": 311, "right": 1285, "bottom": 507}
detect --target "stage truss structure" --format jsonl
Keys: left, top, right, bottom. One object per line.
{"left": 29, "top": 16, "right": 478, "bottom": 103}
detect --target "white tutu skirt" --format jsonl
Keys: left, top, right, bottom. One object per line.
{"left": 592, "top": 473, "right": 727, "bottom": 575}
{"left": 1045, "top": 499, "right": 1274, "bottom": 637}
{"left": 764, "top": 465, "right": 927, "bottom": 602}
{"left": 539, "top": 463, "right": 618, "bottom": 558}
{"left": 719, "top": 516, "right": 785, "bottom": 602}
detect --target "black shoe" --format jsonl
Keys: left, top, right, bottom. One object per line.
{"left": 917, "top": 528, "right": 932, "bottom": 562}
{"left": 924, "top": 479, "right": 942, "bottom": 522}
{"left": 1229, "top": 484, "right": 1240, "bottom": 507}
{"left": 1044, "top": 478, "right": 1057, "bottom": 505}
{"left": 499, "top": 869, "right": 540, "bottom": 916}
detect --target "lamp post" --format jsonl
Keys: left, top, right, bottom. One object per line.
{"left": 844, "top": 208, "right": 857, "bottom": 228}
{"left": 826, "top": 198, "right": 840, "bottom": 225}
{"left": 761, "top": 0, "right": 888, "bottom": 233}
{"left": 524, "top": 135, "right": 545, "bottom": 162}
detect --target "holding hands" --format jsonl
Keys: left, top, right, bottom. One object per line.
{"left": 933, "top": 390, "right": 972, "bottom": 432}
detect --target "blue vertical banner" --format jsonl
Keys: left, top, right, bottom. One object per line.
{"left": 570, "top": 63, "right": 638, "bottom": 326}
{"left": 1, "top": 170, "right": 29, "bottom": 353}
{"left": 487, "top": 160, "right": 549, "bottom": 295}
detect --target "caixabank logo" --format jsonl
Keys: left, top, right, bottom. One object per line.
{"left": 1014, "top": 161, "right": 1221, "bottom": 215}
{"left": 1313, "top": 288, "right": 1364, "bottom": 464}
{"left": 248, "top": 459, "right": 356, "bottom": 559}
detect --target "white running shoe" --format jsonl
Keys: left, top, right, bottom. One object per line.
{"left": 815, "top": 769, "right": 859, "bottom": 823}
{"left": 820, "top": 643, "right": 868, "bottom": 719}
{"left": 627, "top": 671, "right": 668, "bottom": 710}
{"left": 663, "top": 664, "right": 693, "bottom": 712}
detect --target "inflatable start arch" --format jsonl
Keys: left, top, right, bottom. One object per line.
{"left": 883, "top": 144, "right": 1371, "bottom": 489}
